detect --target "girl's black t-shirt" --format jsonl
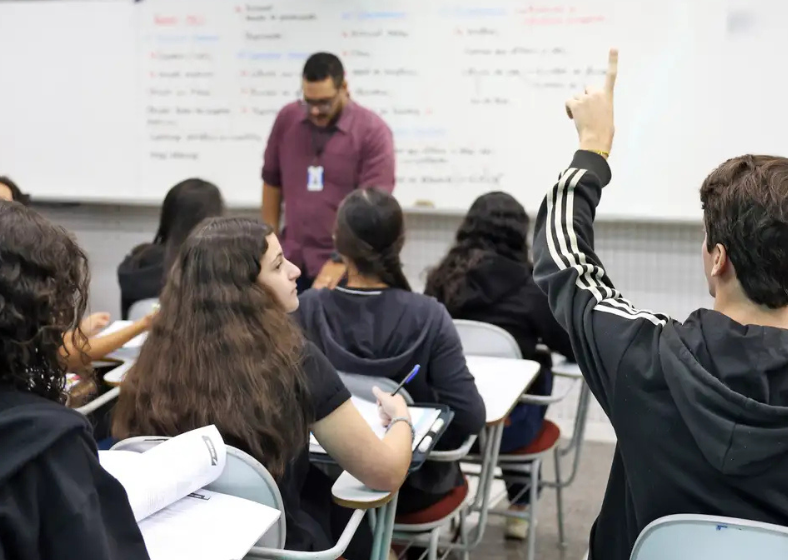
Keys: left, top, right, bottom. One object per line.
{"left": 241, "top": 342, "right": 351, "bottom": 552}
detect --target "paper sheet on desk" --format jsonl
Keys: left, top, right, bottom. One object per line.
{"left": 310, "top": 396, "right": 441, "bottom": 453}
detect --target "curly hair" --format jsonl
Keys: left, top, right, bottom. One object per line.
{"left": 334, "top": 188, "right": 411, "bottom": 291}
{"left": 113, "top": 217, "right": 311, "bottom": 478}
{"left": 701, "top": 155, "right": 788, "bottom": 308}
{"left": 0, "top": 201, "right": 90, "bottom": 402}
{"left": 424, "top": 192, "right": 530, "bottom": 314}
{"left": 0, "top": 176, "right": 31, "bottom": 205}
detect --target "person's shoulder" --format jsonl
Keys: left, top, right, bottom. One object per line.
{"left": 0, "top": 390, "right": 93, "bottom": 481}
{"left": 299, "top": 341, "right": 351, "bottom": 420}
{"left": 350, "top": 101, "right": 392, "bottom": 132}
{"left": 298, "top": 287, "right": 325, "bottom": 306}
{"left": 120, "top": 243, "right": 164, "bottom": 269}
{"left": 388, "top": 290, "right": 450, "bottom": 323}
{"left": 277, "top": 101, "right": 305, "bottom": 125}
{"left": 0, "top": 390, "right": 89, "bottom": 432}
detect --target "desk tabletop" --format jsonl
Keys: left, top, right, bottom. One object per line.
{"left": 103, "top": 360, "right": 135, "bottom": 386}
{"left": 331, "top": 471, "right": 394, "bottom": 510}
{"left": 465, "top": 355, "right": 540, "bottom": 426}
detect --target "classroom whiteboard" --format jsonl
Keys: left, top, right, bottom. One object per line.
{"left": 1, "top": 0, "right": 786, "bottom": 220}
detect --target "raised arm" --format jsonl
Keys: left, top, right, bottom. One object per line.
{"left": 532, "top": 50, "right": 668, "bottom": 416}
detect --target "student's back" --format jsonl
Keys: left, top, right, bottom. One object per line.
{"left": 297, "top": 188, "right": 485, "bottom": 515}
{"left": 298, "top": 287, "right": 484, "bottom": 450}
{"left": 117, "top": 178, "right": 223, "bottom": 318}
{"left": 533, "top": 50, "right": 788, "bottom": 560}
{"left": 0, "top": 201, "right": 147, "bottom": 560}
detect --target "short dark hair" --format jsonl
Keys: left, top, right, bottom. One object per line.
{"left": 334, "top": 189, "right": 411, "bottom": 291}
{"left": 700, "top": 155, "right": 788, "bottom": 308}
{"left": 303, "top": 52, "right": 344, "bottom": 88}
{"left": 0, "top": 176, "right": 30, "bottom": 205}
{"left": 0, "top": 201, "right": 90, "bottom": 402}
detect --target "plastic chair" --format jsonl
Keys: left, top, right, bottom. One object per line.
{"left": 111, "top": 437, "right": 366, "bottom": 559}
{"left": 128, "top": 298, "right": 159, "bottom": 322}
{"left": 453, "top": 319, "right": 580, "bottom": 560}
{"left": 453, "top": 319, "right": 523, "bottom": 359}
{"left": 630, "top": 514, "right": 788, "bottom": 560}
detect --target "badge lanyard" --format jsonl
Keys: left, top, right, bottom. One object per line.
{"left": 307, "top": 127, "right": 332, "bottom": 192}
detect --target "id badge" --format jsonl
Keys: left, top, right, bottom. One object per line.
{"left": 307, "top": 165, "right": 324, "bottom": 192}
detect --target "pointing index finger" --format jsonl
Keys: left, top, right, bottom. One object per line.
{"left": 605, "top": 48, "right": 618, "bottom": 94}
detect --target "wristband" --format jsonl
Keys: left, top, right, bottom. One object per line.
{"left": 587, "top": 149, "right": 610, "bottom": 159}
{"left": 330, "top": 251, "right": 343, "bottom": 263}
{"left": 387, "top": 416, "right": 414, "bottom": 443}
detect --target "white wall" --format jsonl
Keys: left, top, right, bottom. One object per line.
{"left": 37, "top": 203, "right": 709, "bottom": 443}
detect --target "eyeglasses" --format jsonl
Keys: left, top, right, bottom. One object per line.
{"left": 299, "top": 90, "right": 340, "bottom": 114}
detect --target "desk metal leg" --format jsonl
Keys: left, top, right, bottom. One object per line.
{"left": 370, "top": 493, "right": 398, "bottom": 560}
{"left": 378, "top": 493, "right": 398, "bottom": 560}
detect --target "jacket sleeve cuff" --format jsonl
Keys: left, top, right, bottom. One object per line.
{"left": 572, "top": 150, "right": 612, "bottom": 187}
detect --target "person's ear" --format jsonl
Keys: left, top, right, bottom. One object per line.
{"left": 710, "top": 243, "right": 728, "bottom": 277}
{"left": 341, "top": 79, "right": 349, "bottom": 94}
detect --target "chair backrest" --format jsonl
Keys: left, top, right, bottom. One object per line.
{"left": 128, "top": 298, "right": 159, "bottom": 322}
{"left": 630, "top": 514, "right": 788, "bottom": 560}
{"left": 111, "top": 437, "right": 286, "bottom": 549}
{"left": 453, "top": 319, "right": 523, "bottom": 359}
{"left": 338, "top": 371, "right": 414, "bottom": 405}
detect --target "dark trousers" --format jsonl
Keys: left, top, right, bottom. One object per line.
{"left": 499, "top": 367, "right": 554, "bottom": 505}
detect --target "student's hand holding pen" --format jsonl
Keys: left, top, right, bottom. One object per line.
{"left": 372, "top": 386, "right": 410, "bottom": 428}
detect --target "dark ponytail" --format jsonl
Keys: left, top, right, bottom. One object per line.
{"left": 334, "top": 189, "right": 411, "bottom": 292}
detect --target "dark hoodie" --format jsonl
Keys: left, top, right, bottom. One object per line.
{"left": 0, "top": 388, "right": 148, "bottom": 560}
{"left": 533, "top": 150, "right": 788, "bottom": 560}
{"left": 295, "top": 287, "right": 486, "bottom": 503}
{"left": 430, "top": 254, "right": 574, "bottom": 451}
{"left": 117, "top": 244, "right": 165, "bottom": 319}
{"left": 440, "top": 254, "right": 574, "bottom": 363}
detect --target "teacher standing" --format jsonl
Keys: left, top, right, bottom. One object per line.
{"left": 261, "top": 52, "right": 395, "bottom": 292}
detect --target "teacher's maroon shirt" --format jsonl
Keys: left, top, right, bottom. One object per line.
{"left": 261, "top": 100, "right": 395, "bottom": 277}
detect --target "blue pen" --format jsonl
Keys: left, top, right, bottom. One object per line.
{"left": 391, "top": 364, "right": 421, "bottom": 396}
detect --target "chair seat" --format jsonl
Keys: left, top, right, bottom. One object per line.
{"left": 501, "top": 420, "right": 561, "bottom": 457}
{"left": 395, "top": 480, "right": 469, "bottom": 526}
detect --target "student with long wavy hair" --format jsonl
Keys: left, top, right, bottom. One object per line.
{"left": 0, "top": 176, "right": 154, "bottom": 371}
{"left": 0, "top": 201, "right": 148, "bottom": 559}
{"left": 117, "top": 178, "right": 224, "bottom": 318}
{"left": 296, "top": 188, "right": 486, "bottom": 524}
{"left": 424, "top": 191, "right": 573, "bottom": 538}
{"left": 112, "top": 217, "right": 412, "bottom": 556}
